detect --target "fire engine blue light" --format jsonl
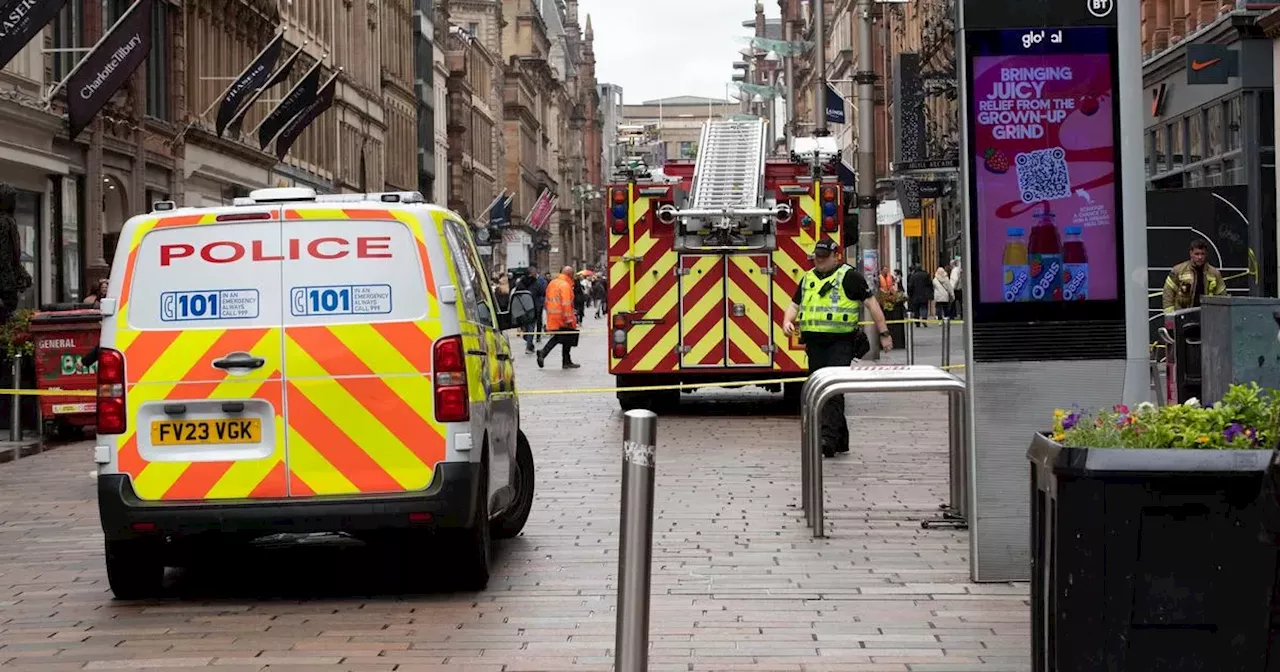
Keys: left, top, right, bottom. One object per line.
{"left": 822, "top": 202, "right": 837, "bottom": 218}
{"left": 612, "top": 204, "right": 627, "bottom": 219}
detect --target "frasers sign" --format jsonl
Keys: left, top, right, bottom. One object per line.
{"left": 977, "top": 30, "right": 1081, "bottom": 140}
{"left": 159, "top": 236, "right": 394, "bottom": 266}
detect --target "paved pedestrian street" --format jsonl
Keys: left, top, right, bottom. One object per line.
{"left": 0, "top": 317, "right": 1029, "bottom": 671}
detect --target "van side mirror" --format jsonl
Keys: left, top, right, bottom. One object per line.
{"left": 99, "top": 298, "right": 117, "bottom": 316}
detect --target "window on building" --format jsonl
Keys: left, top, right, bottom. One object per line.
{"left": 1227, "top": 97, "right": 1242, "bottom": 150}
{"left": 146, "top": 0, "right": 170, "bottom": 120}
{"left": 1144, "top": 132, "right": 1152, "bottom": 176}
{"left": 1187, "top": 113, "right": 1202, "bottom": 164}
{"left": 1153, "top": 125, "right": 1166, "bottom": 173}
{"left": 678, "top": 141, "right": 694, "bottom": 159}
{"left": 1206, "top": 103, "right": 1222, "bottom": 157}
{"left": 51, "top": 0, "right": 83, "bottom": 83}
{"left": 467, "top": 22, "right": 479, "bottom": 38}
{"left": 1224, "top": 158, "right": 1242, "bottom": 185}
{"left": 1170, "top": 121, "right": 1184, "bottom": 170}
{"left": 102, "top": 0, "right": 129, "bottom": 24}
{"left": 1262, "top": 94, "right": 1274, "bottom": 147}
{"left": 1204, "top": 162, "right": 1223, "bottom": 187}
{"left": 14, "top": 189, "right": 40, "bottom": 309}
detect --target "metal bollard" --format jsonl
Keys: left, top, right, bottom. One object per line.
{"left": 905, "top": 312, "right": 915, "bottom": 365}
{"left": 9, "top": 354, "right": 21, "bottom": 442}
{"left": 1149, "top": 357, "right": 1165, "bottom": 407}
{"left": 616, "top": 410, "right": 657, "bottom": 672}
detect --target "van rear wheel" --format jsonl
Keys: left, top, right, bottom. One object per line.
{"left": 104, "top": 539, "right": 164, "bottom": 599}
{"left": 492, "top": 430, "right": 535, "bottom": 540}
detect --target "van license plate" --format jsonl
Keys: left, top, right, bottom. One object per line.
{"left": 151, "top": 419, "right": 261, "bottom": 446}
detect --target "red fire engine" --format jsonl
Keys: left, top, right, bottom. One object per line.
{"left": 605, "top": 119, "right": 848, "bottom": 410}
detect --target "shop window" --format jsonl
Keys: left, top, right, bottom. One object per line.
{"left": 1262, "top": 95, "right": 1274, "bottom": 148}
{"left": 146, "top": 1, "right": 170, "bottom": 120}
{"left": 1153, "top": 126, "right": 1166, "bottom": 173}
{"left": 1206, "top": 104, "right": 1222, "bottom": 157}
{"left": 1187, "top": 114, "right": 1202, "bottom": 164}
{"left": 1224, "top": 158, "right": 1242, "bottom": 185}
{"left": 1170, "top": 121, "right": 1184, "bottom": 170}
{"left": 1227, "top": 98, "right": 1242, "bottom": 150}
{"left": 1204, "top": 162, "right": 1223, "bottom": 187}
{"left": 51, "top": 0, "right": 84, "bottom": 82}
{"left": 14, "top": 190, "right": 41, "bottom": 309}
{"left": 1144, "top": 133, "right": 1152, "bottom": 176}
{"left": 53, "top": 177, "right": 83, "bottom": 303}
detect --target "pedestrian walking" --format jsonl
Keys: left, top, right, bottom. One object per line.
{"left": 1163, "top": 239, "right": 1226, "bottom": 313}
{"left": 530, "top": 266, "right": 547, "bottom": 342}
{"left": 948, "top": 259, "right": 963, "bottom": 318}
{"left": 907, "top": 265, "right": 931, "bottom": 328}
{"left": 573, "top": 271, "right": 588, "bottom": 324}
{"left": 514, "top": 270, "right": 541, "bottom": 353}
{"left": 592, "top": 275, "right": 606, "bottom": 318}
{"left": 782, "top": 238, "right": 893, "bottom": 458}
{"left": 933, "top": 266, "right": 953, "bottom": 320}
{"left": 0, "top": 184, "right": 32, "bottom": 324}
{"left": 537, "top": 266, "right": 581, "bottom": 369}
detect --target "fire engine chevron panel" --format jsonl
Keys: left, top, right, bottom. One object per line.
{"left": 607, "top": 120, "right": 845, "bottom": 410}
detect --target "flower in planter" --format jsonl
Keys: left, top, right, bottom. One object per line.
{"left": 1051, "top": 382, "right": 1280, "bottom": 450}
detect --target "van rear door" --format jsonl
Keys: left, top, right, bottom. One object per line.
{"left": 278, "top": 206, "right": 445, "bottom": 498}
{"left": 110, "top": 210, "right": 288, "bottom": 501}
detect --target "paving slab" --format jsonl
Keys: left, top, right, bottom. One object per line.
{"left": 0, "top": 314, "right": 1028, "bottom": 670}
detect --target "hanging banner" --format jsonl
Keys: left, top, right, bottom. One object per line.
{"left": 66, "top": 0, "right": 153, "bottom": 140}
{"left": 224, "top": 42, "right": 303, "bottom": 137}
{"left": 273, "top": 70, "right": 338, "bottom": 161}
{"left": 525, "top": 189, "right": 554, "bottom": 230}
{"left": 0, "top": 0, "right": 68, "bottom": 72}
{"left": 825, "top": 83, "right": 846, "bottom": 125}
{"left": 255, "top": 59, "right": 322, "bottom": 149}
{"left": 215, "top": 31, "right": 285, "bottom": 137}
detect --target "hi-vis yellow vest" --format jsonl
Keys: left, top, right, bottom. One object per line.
{"left": 799, "top": 265, "right": 862, "bottom": 333}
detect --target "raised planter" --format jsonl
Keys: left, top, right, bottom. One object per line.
{"left": 1028, "top": 433, "right": 1279, "bottom": 671}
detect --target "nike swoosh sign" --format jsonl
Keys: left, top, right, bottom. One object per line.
{"left": 1191, "top": 58, "right": 1221, "bottom": 71}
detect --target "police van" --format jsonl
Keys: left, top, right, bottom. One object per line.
{"left": 93, "top": 188, "right": 533, "bottom": 598}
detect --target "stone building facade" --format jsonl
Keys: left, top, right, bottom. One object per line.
{"left": 0, "top": 0, "right": 420, "bottom": 308}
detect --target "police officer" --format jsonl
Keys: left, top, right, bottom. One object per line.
{"left": 782, "top": 238, "right": 893, "bottom": 458}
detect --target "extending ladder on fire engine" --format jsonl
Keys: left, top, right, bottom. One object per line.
{"left": 689, "top": 118, "right": 769, "bottom": 211}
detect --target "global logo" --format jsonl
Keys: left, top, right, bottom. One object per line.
{"left": 1004, "top": 269, "right": 1030, "bottom": 302}
{"left": 1063, "top": 269, "right": 1088, "bottom": 301}
{"left": 1030, "top": 261, "right": 1061, "bottom": 300}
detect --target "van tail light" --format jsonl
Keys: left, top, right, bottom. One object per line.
{"left": 96, "top": 348, "right": 127, "bottom": 435}
{"left": 433, "top": 336, "right": 470, "bottom": 423}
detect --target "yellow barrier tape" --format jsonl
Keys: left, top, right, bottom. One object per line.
{"left": 0, "top": 364, "right": 969, "bottom": 399}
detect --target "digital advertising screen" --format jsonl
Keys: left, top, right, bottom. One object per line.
{"left": 965, "top": 26, "right": 1124, "bottom": 319}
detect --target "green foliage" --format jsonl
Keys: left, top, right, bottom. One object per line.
{"left": 1051, "top": 383, "right": 1280, "bottom": 450}
{"left": 0, "top": 308, "right": 33, "bottom": 359}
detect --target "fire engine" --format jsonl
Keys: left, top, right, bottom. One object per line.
{"left": 605, "top": 118, "right": 848, "bottom": 411}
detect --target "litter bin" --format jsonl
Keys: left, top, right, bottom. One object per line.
{"left": 30, "top": 307, "right": 101, "bottom": 439}
{"left": 1028, "top": 433, "right": 1279, "bottom": 671}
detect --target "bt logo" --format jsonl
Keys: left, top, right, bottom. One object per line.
{"left": 1088, "top": 0, "right": 1114, "bottom": 18}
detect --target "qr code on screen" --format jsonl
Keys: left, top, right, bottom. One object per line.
{"left": 1015, "top": 147, "right": 1071, "bottom": 204}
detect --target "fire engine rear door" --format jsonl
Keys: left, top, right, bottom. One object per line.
{"left": 678, "top": 255, "right": 727, "bottom": 368}
{"left": 725, "top": 255, "right": 773, "bottom": 367}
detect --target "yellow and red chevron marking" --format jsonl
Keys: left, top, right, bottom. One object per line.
{"left": 769, "top": 193, "right": 824, "bottom": 372}
{"left": 114, "top": 327, "right": 288, "bottom": 501}
{"left": 678, "top": 255, "right": 727, "bottom": 368}
{"left": 725, "top": 255, "right": 772, "bottom": 367}
{"left": 283, "top": 321, "right": 445, "bottom": 497}
{"left": 609, "top": 187, "right": 680, "bottom": 374}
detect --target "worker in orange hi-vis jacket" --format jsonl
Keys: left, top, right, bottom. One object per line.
{"left": 537, "top": 266, "right": 581, "bottom": 369}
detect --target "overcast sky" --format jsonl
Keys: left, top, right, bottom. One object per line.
{"left": 577, "top": 0, "right": 777, "bottom": 104}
